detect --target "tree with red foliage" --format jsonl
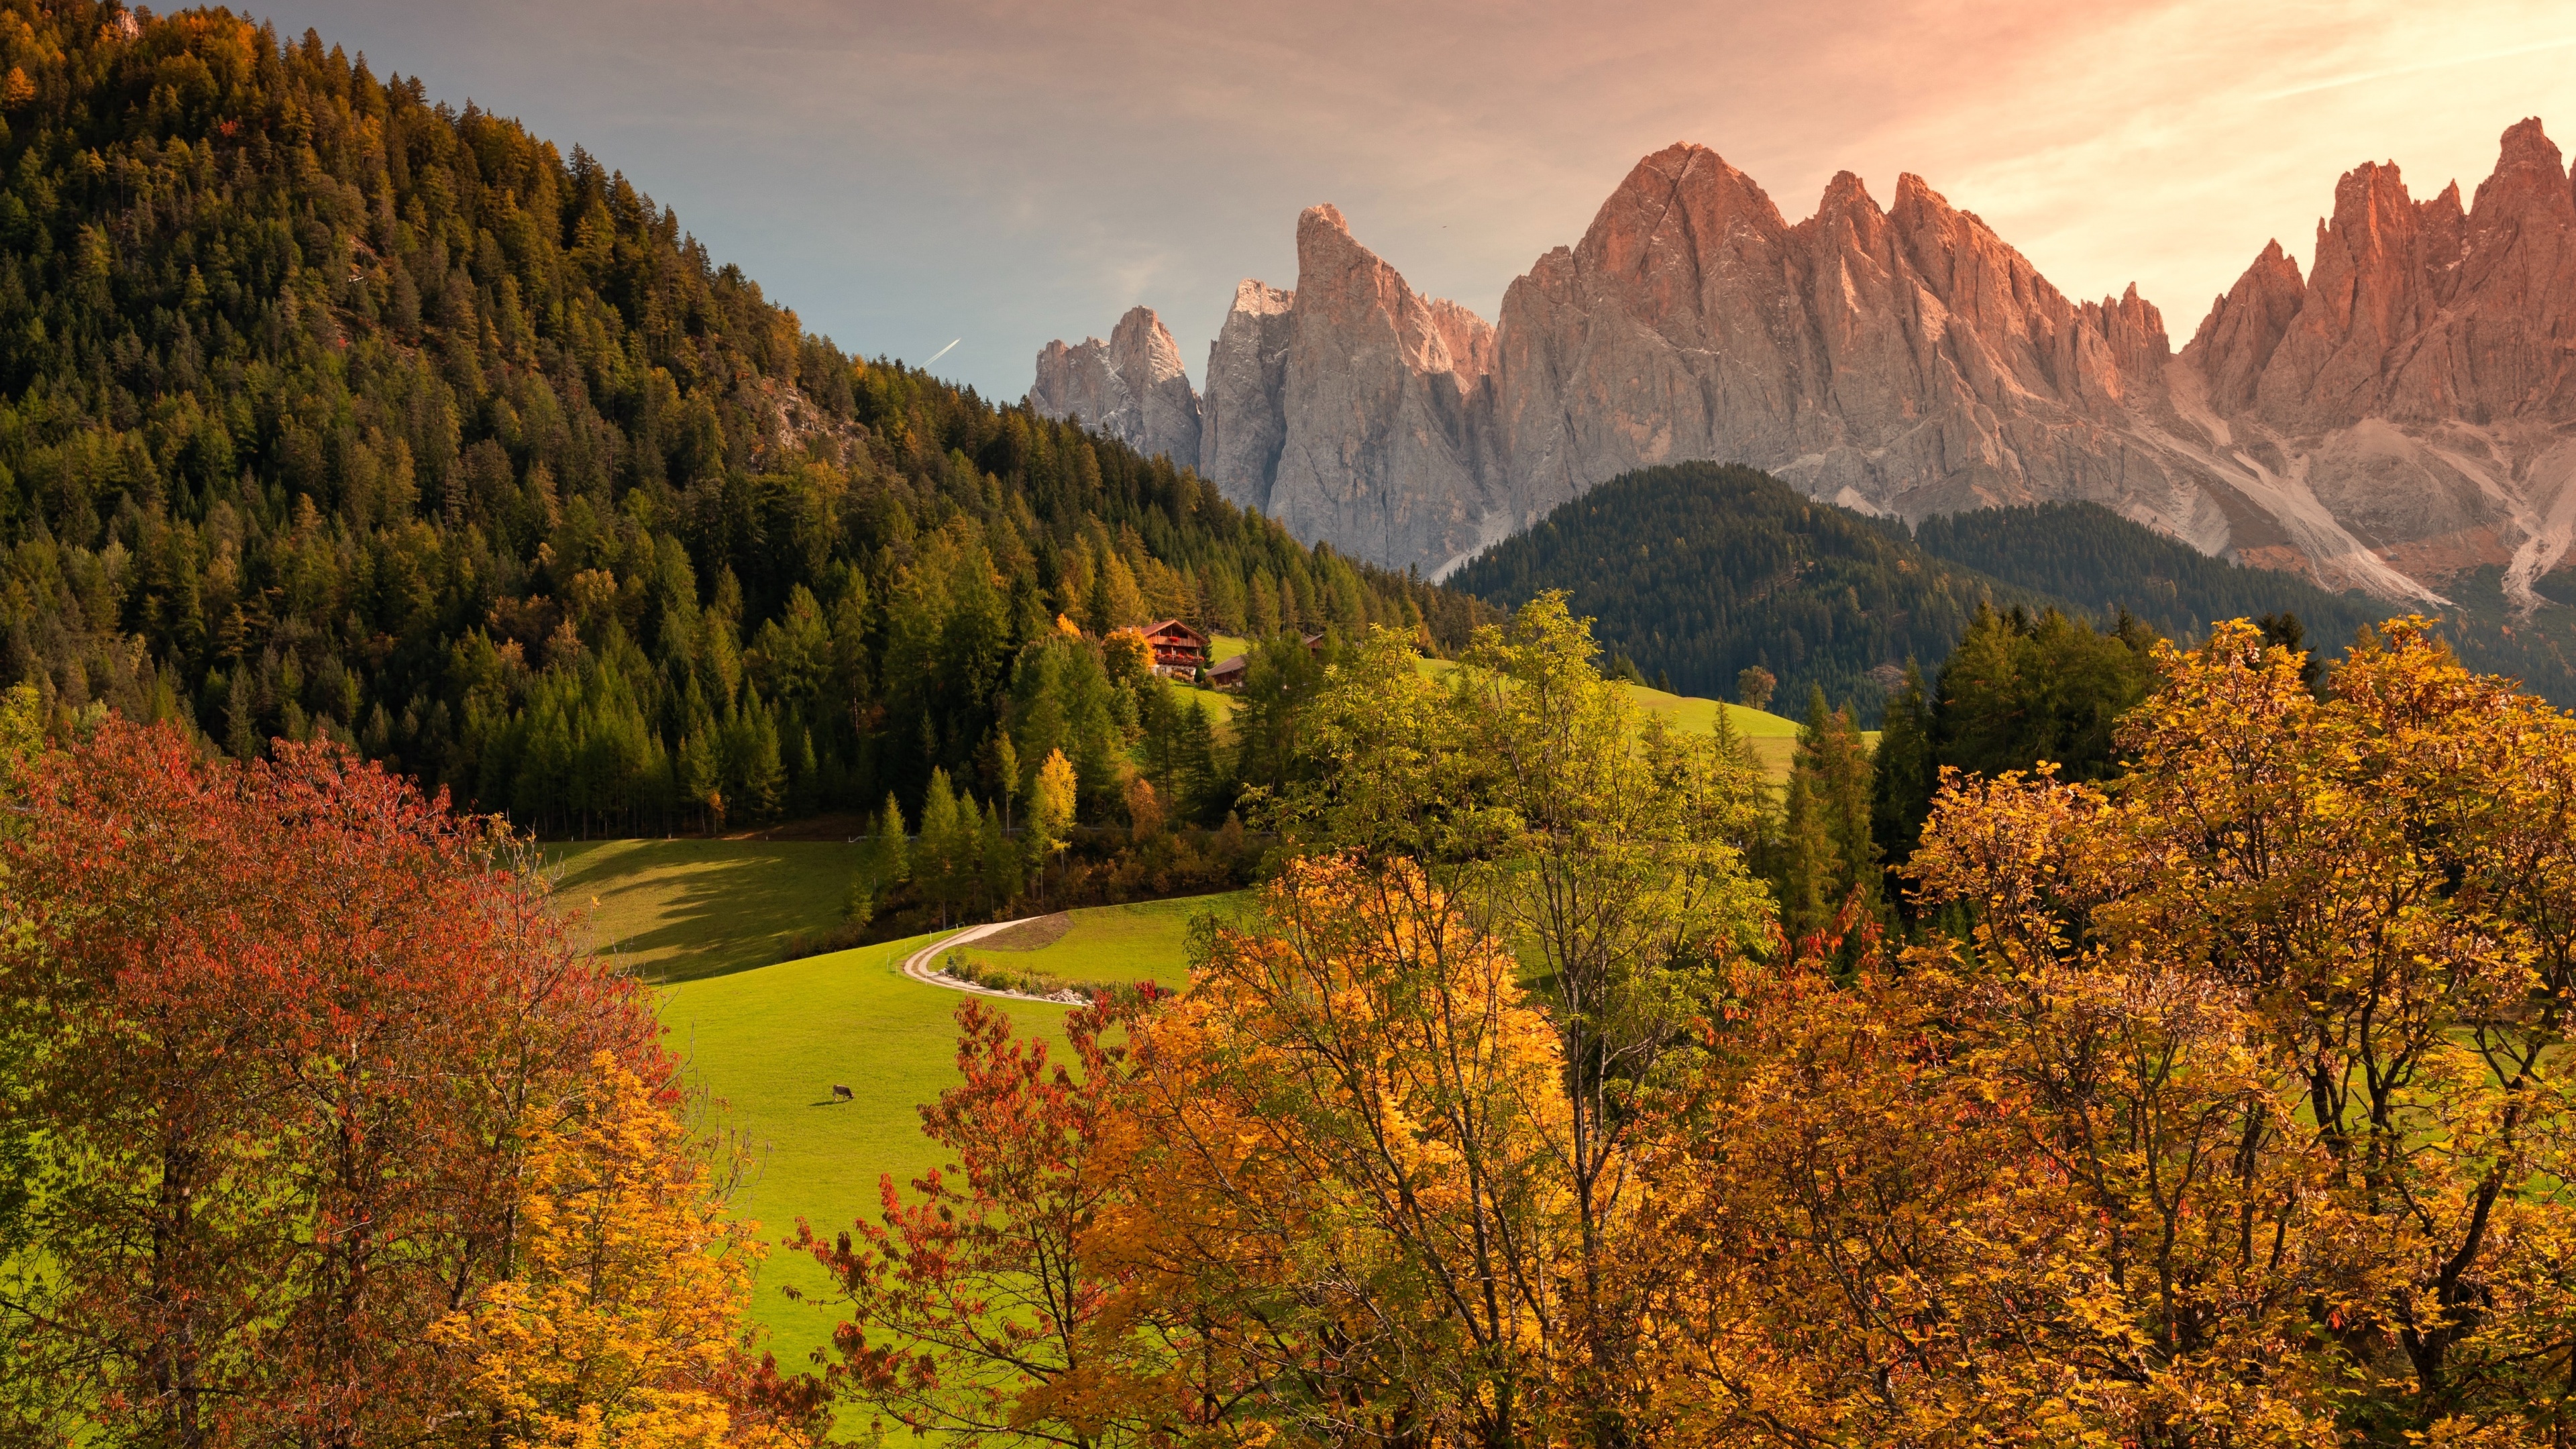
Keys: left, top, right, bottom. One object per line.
{"left": 794, "top": 990, "right": 1162, "bottom": 1449}
{"left": 0, "top": 720, "right": 812, "bottom": 1448}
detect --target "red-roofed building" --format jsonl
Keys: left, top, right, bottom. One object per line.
{"left": 1140, "top": 619, "right": 1208, "bottom": 678}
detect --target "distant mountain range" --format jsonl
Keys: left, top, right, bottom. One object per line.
{"left": 1447, "top": 463, "right": 2576, "bottom": 719}
{"left": 1034, "top": 120, "right": 2576, "bottom": 617}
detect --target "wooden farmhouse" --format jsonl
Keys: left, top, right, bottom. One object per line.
{"left": 1140, "top": 619, "right": 1208, "bottom": 678}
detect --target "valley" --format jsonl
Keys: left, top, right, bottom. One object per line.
{"left": 9, "top": 7, "right": 2576, "bottom": 1446}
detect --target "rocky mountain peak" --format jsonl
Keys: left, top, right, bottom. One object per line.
{"left": 1299, "top": 202, "right": 1352, "bottom": 241}
{"left": 1573, "top": 143, "right": 1787, "bottom": 281}
{"left": 2184, "top": 239, "right": 2306, "bottom": 414}
{"left": 1041, "top": 118, "right": 2576, "bottom": 605}
{"left": 1200, "top": 280, "right": 1297, "bottom": 510}
{"left": 2487, "top": 117, "right": 2567, "bottom": 193}
{"left": 1227, "top": 277, "right": 1293, "bottom": 317}
{"left": 1815, "top": 168, "right": 1880, "bottom": 217}
{"left": 1028, "top": 304, "right": 1201, "bottom": 466}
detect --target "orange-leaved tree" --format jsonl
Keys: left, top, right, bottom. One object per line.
{"left": 434, "top": 1051, "right": 824, "bottom": 1449}
{"left": 1638, "top": 619, "right": 2576, "bottom": 1447}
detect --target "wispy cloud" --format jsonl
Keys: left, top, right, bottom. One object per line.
{"left": 2252, "top": 34, "right": 2576, "bottom": 103}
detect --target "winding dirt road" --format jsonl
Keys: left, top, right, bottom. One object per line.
{"left": 896, "top": 917, "right": 1085, "bottom": 1004}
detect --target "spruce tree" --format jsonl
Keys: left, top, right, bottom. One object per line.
{"left": 1869, "top": 661, "right": 1937, "bottom": 893}
{"left": 918, "top": 769, "right": 967, "bottom": 927}
{"left": 985, "top": 730, "right": 1020, "bottom": 833}
{"left": 736, "top": 692, "right": 786, "bottom": 822}
{"left": 977, "top": 799, "right": 1020, "bottom": 912}
{"left": 1174, "top": 695, "right": 1221, "bottom": 824}
{"left": 1772, "top": 686, "right": 1882, "bottom": 957}
{"left": 1775, "top": 767, "right": 1836, "bottom": 946}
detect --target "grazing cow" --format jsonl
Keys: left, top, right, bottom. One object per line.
{"left": 831, "top": 1084, "right": 853, "bottom": 1102}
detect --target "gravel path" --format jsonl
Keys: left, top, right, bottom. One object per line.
{"left": 896, "top": 917, "right": 1089, "bottom": 1004}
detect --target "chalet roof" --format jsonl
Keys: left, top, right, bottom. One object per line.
{"left": 1141, "top": 619, "right": 1205, "bottom": 643}
{"left": 1209, "top": 653, "right": 1250, "bottom": 677}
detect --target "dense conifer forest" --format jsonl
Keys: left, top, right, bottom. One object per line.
{"left": 0, "top": 2, "right": 1480, "bottom": 836}
{"left": 1908, "top": 502, "right": 2387, "bottom": 645}
{"left": 1452, "top": 461, "right": 2576, "bottom": 717}
{"left": 1448, "top": 463, "right": 2058, "bottom": 718}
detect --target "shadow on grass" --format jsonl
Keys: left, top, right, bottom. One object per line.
{"left": 549, "top": 841, "right": 855, "bottom": 984}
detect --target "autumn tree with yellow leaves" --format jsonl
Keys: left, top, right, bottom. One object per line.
{"left": 814, "top": 608, "right": 2576, "bottom": 1449}
{"left": 1642, "top": 618, "right": 2576, "bottom": 1446}
{"left": 436, "top": 1053, "right": 824, "bottom": 1449}
{"left": 1100, "top": 857, "right": 1583, "bottom": 1448}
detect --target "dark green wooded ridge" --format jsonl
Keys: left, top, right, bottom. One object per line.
{"left": 1452, "top": 461, "right": 2576, "bottom": 718}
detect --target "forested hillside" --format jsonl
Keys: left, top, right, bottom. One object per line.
{"left": 1909, "top": 502, "right": 2384, "bottom": 645}
{"left": 0, "top": 2, "right": 1477, "bottom": 835}
{"left": 1454, "top": 461, "right": 2576, "bottom": 716}
{"left": 1448, "top": 463, "right": 2055, "bottom": 718}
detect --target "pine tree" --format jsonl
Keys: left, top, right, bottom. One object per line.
{"left": 1173, "top": 694, "right": 1221, "bottom": 824}
{"left": 1025, "top": 749, "right": 1078, "bottom": 902}
{"left": 223, "top": 672, "right": 260, "bottom": 762}
{"left": 918, "top": 769, "right": 967, "bottom": 928}
{"left": 678, "top": 731, "right": 721, "bottom": 834}
{"left": 737, "top": 691, "right": 787, "bottom": 822}
{"left": 977, "top": 798, "right": 1020, "bottom": 913}
{"left": 1816, "top": 696, "right": 1878, "bottom": 912}
{"left": 983, "top": 729, "right": 1020, "bottom": 833}
{"left": 1097, "top": 553, "right": 1148, "bottom": 632}
{"left": 1772, "top": 686, "right": 1881, "bottom": 960}
{"left": 1869, "top": 661, "right": 1937, "bottom": 901}
{"left": 1774, "top": 767, "right": 1835, "bottom": 946}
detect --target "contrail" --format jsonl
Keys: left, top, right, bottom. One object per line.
{"left": 2254, "top": 35, "right": 2576, "bottom": 103}
{"left": 924, "top": 337, "right": 961, "bottom": 366}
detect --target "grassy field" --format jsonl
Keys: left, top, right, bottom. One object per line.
{"left": 1214, "top": 631, "right": 1804, "bottom": 757}
{"left": 1618, "top": 679, "right": 1807, "bottom": 775}
{"left": 662, "top": 931, "right": 1059, "bottom": 1371}
{"left": 649, "top": 886, "right": 1234, "bottom": 1371}
{"left": 1410, "top": 655, "right": 1810, "bottom": 775}
{"left": 949, "top": 892, "right": 1251, "bottom": 991}
{"left": 546, "top": 839, "right": 862, "bottom": 982}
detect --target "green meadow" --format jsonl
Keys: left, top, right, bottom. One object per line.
{"left": 660, "top": 931, "right": 1073, "bottom": 1371}
{"left": 595, "top": 854, "right": 1232, "bottom": 1371}
{"left": 547, "top": 838, "right": 864, "bottom": 982}
{"left": 946, "top": 892, "right": 1252, "bottom": 990}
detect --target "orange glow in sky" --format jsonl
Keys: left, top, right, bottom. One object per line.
{"left": 258, "top": 0, "right": 2576, "bottom": 394}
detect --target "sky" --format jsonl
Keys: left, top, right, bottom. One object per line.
{"left": 253, "top": 0, "right": 2576, "bottom": 400}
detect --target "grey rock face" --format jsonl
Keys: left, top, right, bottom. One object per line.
{"left": 2174, "top": 117, "right": 2576, "bottom": 604}
{"left": 1028, "top": 305, "right": 1202, "bottom": 466}
{"left": 1197, "top": 279, "right": 1295, "bottom": 511}
{"left": 1480, "top": 126, "right": 2576, "bottom": 602}
{"left": 1490, "top": 146, "right": 2214, "bottom": 557}
{"left": 1267, "top": 205, "right": 1500, "bottom": 572}
{"left": 1031, "top": 120, "right": 2576, "bottom": 604}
